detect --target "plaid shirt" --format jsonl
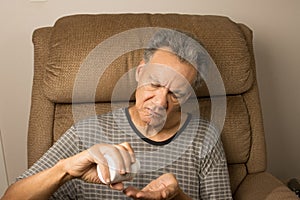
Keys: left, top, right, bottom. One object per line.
{"left": 18, "top": 108, "right": 232, "bottom": 199}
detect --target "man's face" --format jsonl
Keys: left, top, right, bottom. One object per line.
{"left": 134, "top": 49, "right": 197, "bottom": 129}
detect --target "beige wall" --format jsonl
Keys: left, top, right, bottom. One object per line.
{"left": 0, "top": 0, "right": 299, "bottom": 185}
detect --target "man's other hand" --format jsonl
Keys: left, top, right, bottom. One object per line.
{"left": 123, "top": 173, "right": 180, "bottom": 200}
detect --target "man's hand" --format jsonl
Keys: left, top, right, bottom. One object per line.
{"left": 123, "top": 173, "right": 190, "bottom": 200}
{"left": 63, "top": 142, "right": 135, "bottom": 190}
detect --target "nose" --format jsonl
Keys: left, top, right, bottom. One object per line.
{"left": 152, "top": 87, "right": 168, "bottom": 108}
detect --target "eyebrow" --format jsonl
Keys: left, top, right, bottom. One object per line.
{"left": 149, "top": 74, "right": 160, "bottom": 82}
{"left": 172, "top": 89, "right": 185, "bottom": 96}
{"left": 172, "top": 83, "right": 192, "bottom": 96}
{"left": 149, "top": 74, "right": 189, "bottom": 95}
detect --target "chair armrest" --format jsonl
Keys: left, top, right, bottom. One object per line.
{"left": 234, "top": 172, "right": 298, "bottom": 200}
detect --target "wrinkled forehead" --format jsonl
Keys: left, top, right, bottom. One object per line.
{"left": 138, "top": 63, "right": 193, "bottom": 90}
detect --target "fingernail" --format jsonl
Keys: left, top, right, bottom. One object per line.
{"left": 132, "top": 156, "right": 136, "bottom": 163}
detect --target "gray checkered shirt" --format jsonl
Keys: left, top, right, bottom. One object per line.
{"left": 18, "top": 108, "right": 232, "bottom": 199}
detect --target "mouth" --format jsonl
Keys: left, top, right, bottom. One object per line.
{"left": 143, "top": 108, "right": 167, "bottom": 128}
{"left": 145, "top": 107, "right": 166, "bottom": 118}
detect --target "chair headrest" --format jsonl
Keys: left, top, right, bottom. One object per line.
{"left": 40, "top": 14, "right": 253, "bottom": 103}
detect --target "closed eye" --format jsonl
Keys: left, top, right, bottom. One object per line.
{"left": 150, "top": 82, "right": 161, "bottom": 88}
{"left": 171, "top": 91, "right": 185, "bottom": 99}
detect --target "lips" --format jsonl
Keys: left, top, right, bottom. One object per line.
{"left": 145, "top": 107, "right": 166, "bottom": 118}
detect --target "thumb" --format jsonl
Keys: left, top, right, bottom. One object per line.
{"left": 162, "top": 184, "right": 178, "bottom": 199}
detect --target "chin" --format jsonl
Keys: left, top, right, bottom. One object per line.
{"left": 149, "top": 117, "right": 166, "bottom": 128}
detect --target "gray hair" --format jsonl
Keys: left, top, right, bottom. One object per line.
{"left": 144, "top": 29, "right": 210, "bottom": 88}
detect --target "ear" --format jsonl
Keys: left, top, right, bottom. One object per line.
{"left": 135, "top": 60, "right": 145, "bottom": 82}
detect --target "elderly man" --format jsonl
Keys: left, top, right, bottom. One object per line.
{"left": 2, "top": 29, "right": 232, "bottom": 200}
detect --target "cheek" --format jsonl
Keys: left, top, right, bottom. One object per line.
{"left": 166, "top": 95, "right": 182, "bottom": 112}
{"left": 166, "top": 102, "right": 176, "bottom": 113}
{"left": 135, "top": 89, "right": 152, "bottom": 107}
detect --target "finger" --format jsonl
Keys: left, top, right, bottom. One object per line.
{"left": 138, "top": 182, "right": 168, "bottom": 200}
{"left": 161, "top": 184, "right": 178, "bottom": 199}
{"left": 123, "top": 186, "right": 140, "bottom": 198}
{"left": 104, "top": 146, "right": 127, "bottom": 175}
{"left": 136, "top": 190, "right": 162, "bottom": 200}
{"left": 114, "top": 144, "right": 132, "bottom": 173}
{"left": 161, "top": 188, "right": 171, "bottom": 199}
{"left": 91, "top": 166, "right": 102, "bottom": 184}
{"left": 110, "top": 182, "right": 124, "bottom": 191}
{"left": 141, "top": 180, "right": 165, "bottom": 192}
{"left": 119, "top": 142, "right": 136, "bottom": 163}
{"left": 87, "top": 147, "right": 111, "bottom": 184}
{"left": 97, "top": 164, "right": 113, "bottom": 184}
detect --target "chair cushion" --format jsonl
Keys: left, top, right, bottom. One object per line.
{"left": 42, "top": 14, "right": 253, "bottom": 103}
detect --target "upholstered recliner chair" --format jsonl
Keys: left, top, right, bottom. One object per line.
{"left": 27, "top": 14, "right": 297, "bottom": 199}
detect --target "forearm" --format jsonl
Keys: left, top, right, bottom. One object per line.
{"left": 2, "top": 160, "right": 72, "bottom": 200}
